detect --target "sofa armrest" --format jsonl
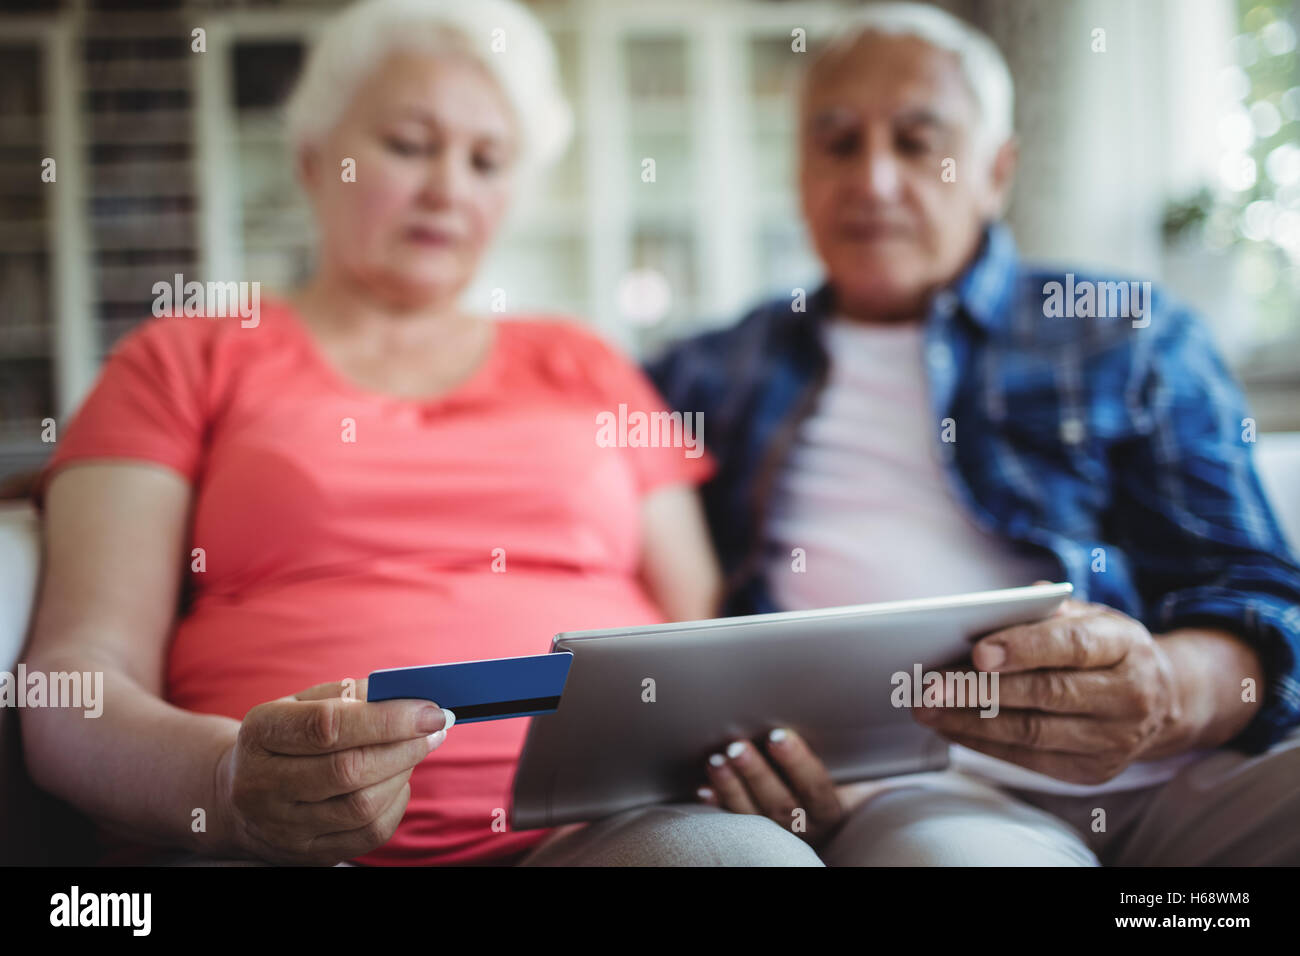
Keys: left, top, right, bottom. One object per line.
{"left": 0, "top": 502, "right": 41, "bottom": 674}
{"left": 0, "top": 501, "right": 96, "bottom": 864}
{"left": 1257, "top": 432, "right": 1300, "bottom": 555}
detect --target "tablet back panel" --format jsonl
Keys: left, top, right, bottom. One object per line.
{"left": 510, "top": 584, "right": 1071, "bottom": 829}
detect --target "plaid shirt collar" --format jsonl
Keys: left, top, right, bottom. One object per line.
{"left": 779, "top": 220, "right": 1022, "bottom": 337}
{"left": 949, "top": 220, "right": 1021, "bottom": 333}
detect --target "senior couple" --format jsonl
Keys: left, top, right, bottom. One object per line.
{"left": 23, "top": 0, "right": 1300, "bottom": 867}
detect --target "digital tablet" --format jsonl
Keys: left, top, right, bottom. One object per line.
{"left": 509, "top": 582, "right": 1073, "bottom": 829}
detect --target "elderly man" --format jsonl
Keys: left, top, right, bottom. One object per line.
{"left": 646, "top": 3, "right": 1300, "bottom": 865}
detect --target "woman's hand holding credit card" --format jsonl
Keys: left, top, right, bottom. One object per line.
{"left": 213, "top": 677, "right": 455, "bottom": 866}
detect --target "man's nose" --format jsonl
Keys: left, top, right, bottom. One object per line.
{"left": 854, "top": 140, "right": 903, "bottom": 203}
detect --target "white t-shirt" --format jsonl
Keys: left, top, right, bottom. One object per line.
{"left": 762, "top": 317, "right": 1203, "bottom": 794}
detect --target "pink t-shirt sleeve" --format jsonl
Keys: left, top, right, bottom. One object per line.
{"left": 33, "top": 316, "right": 209, "bottom": 514}
{"left": 569, "top": 323, "right": 717, "bottom": 496}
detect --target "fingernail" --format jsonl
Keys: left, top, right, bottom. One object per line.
{"left": 417, "top": 705, "right": 444, "bottom": 733}
{"left": 769, "top": 728, "right": 789, "bottom": 745}
{"left": 708, "top": 753, "right": 726, "bottom": 768}
{"left": 980, "top": 644, "right": 1005, "bottom": 669}
{"left": 442, "top": 708, "right": 456, "bottom": 731}
{"left": 726, "top": 740, "right": 747, "bottom": 760}
{"left": 696, "top": 787, "right": 714, "bottom": 801}
{"left": 426, "top": 729, "right": 447, "bottom": 749}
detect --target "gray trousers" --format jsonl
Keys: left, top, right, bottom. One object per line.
{"left": 518, "top": 726, "right": 1300, "bottom": 866}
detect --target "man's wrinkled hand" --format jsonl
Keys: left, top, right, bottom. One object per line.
{"left": 912, "top": 598, "right": 1188, "bottom": 784}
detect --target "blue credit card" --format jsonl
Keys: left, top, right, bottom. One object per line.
{"left": 366, "top": 652, "right": 573, "bottom": 723}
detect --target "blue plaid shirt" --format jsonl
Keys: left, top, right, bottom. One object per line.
{"left": 646, "top": 222, "right": 1300, "bottom": 753}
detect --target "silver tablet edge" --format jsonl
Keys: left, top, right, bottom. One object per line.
{"left": 550, "top": 581, "right": 1073, "bottom": 649}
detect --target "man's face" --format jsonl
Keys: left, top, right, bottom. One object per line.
{"left": 799, "top": 33, "right": 1014, "bottom": 320}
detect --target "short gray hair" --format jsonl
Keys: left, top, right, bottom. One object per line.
{"left": 283, "top": 0, "right": 573, "bottom": 173}
{"left": 811, "top": 2, "right": 1015, "bottom": 157}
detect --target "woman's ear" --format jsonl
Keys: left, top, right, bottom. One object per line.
{"left": 295, "top": 142, "right": 318, "bottom": 193}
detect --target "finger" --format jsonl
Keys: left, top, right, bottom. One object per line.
{"left": 943, "top": 733, "right": 1127, "bottom": 786}
{"left": 1031, "top": 579, "right": 1084, "bottom": 617}
{"left": 296, "top": 765, "right": 416, "bottom": 831}
{"left": 695, "top": 786, "right": 718, "bottom": 806}
{"left": 276, "top": 734, "right": 442, "bottom": 803}
{"left": 915, "top": 705, "right": 1122, "bottom": 754}
{"left": 973, "top": 609, "right": 1134, "bottom": 673}
{"left": 293, "top": 678, "right": 370, "bottom": 703}
{"left": 306, "top": 781, "right": 412, "bottom": 864}
{"left": 705, "top": 750, "right": 760, "bottom": 815}
{"left": 250, "top": 697, "right": 452, "bottom": 755}
{"left": 720, "top": 739, "right": 800, "bottom": 821}
{"left": 993, "top": 669, "right": 1149, "bottom": 717}
{"left": 763, "top": 728, "right": 841, "bottom": 823}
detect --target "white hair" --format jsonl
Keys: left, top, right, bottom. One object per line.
{"left": 283, "top": 0, "right": 572, "bottom": 173}
{"left": 812, "top": 2, "right": 1015, "bottom": 157}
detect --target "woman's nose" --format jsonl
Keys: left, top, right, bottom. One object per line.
{"left": 415, "top": 153, "right": 468, "bottom": 207}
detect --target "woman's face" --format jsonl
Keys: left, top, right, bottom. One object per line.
{"left": 299, "top": 49, "right": 518, "bottom": 309}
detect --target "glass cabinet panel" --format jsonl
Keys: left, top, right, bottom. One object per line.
{"left": 0, "top": 41, "right": 54, "bottom": 464}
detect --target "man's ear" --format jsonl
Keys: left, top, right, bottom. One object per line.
{"left": 985, "top": 136, "right": 1019, "bottom": 218}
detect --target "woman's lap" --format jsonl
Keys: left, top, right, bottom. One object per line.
{"left": 516, "top": 803, "right": 822, "bottom": 866}
{"left": 161, "top": 772, "right": 1097, "bottom": 866}
{"left": 521, "top": 772, "right": 1096, "bottom": 867}
{"left": 818, "top": 771, "right": 1099, "bottom": 866}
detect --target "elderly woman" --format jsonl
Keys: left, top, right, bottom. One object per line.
{"left": 19, "top": 0, "right": 818, "bottom": 867}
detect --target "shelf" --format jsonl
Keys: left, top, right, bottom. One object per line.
{"left": 91, "top": 212, "right": 196, "bottom": 249}
{"left": 98, "top": 317, "right": 146, "bottom": 351}
{"left": 95, "top": 262, "right": 186, "bottom": 302}
{"left": 0, "top": 425, "right": 53, "bottom": 452}
{"left": 82, "top": 58, "right": 192, "bottom": 91}
{"left": 0, "top": 161, "right": 51, "bottom": 186}
{"left": 0, "top": 324, "right": 52, "bottom": 358}
{"left": 0, "top": 219, "right": 48, "bottom": 252}
{"left": 89, "top": 108, "right": 193, "bottom": 145}
{"left": 0, "top": 115, "right": 44, "bottom": 146}
{"left": 90, "top": 159, "right": 194, "bottom": 197}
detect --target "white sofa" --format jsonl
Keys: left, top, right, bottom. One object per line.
{"left": 2, "top": 434, "right": 1298, "bottom": 862}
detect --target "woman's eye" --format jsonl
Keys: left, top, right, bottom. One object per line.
{"left": 385, "top": 136, "right": 428, "bottom": 156}
{"left": 473, "top": 152, "right": 502, "bottom": 175}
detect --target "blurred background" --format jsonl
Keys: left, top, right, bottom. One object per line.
{"left": 0, "top": 0, "right": 1298, "bottom": 485}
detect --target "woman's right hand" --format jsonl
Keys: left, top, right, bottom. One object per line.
{"left": 214, "top": 678, "right": 454, "bottom": 865}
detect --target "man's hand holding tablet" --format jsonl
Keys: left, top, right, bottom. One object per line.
{"left": 909, "top": 594, "right": 1262, "bottom": 785}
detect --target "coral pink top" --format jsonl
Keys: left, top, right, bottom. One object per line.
{"left": 33, "top": 299, "right": 714, "bottom": 865}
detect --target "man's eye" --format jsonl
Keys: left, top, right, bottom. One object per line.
{"left": 825, "top": 133, "right": 860, "bottom": 158}
{"left": 897, "top": 137, "right": 934, "bottom": 156}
